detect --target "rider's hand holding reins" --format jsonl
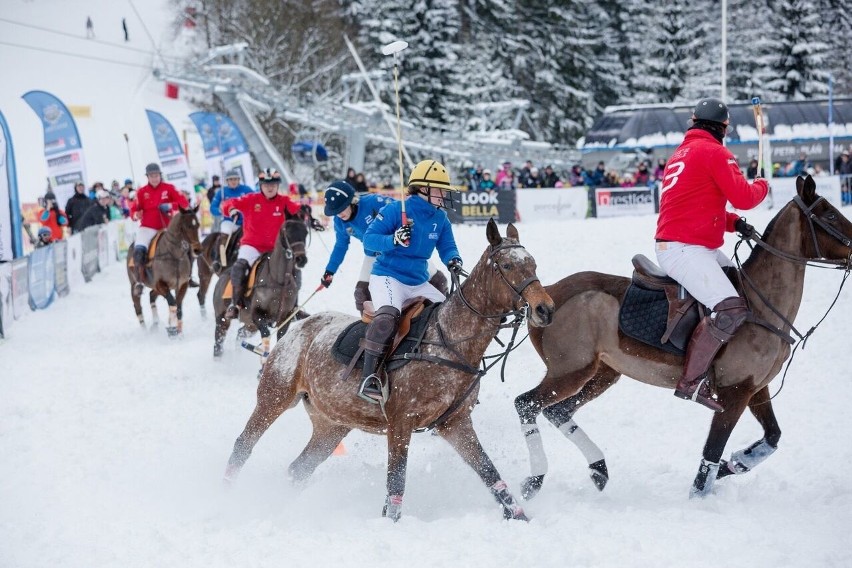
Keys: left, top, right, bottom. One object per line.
{"left": 448, "top": 258, "right": 463, "bottom": 274}
{"left": 735, "top": 217, "right": 755, "bottom": 239}
{"left": 229, "top": 209, "right": 241, "bottom": 222}
{"left": 320, "top": 270, "right": 334, "bottom": 288}
{"left": 159, "top": 203, "right": 172, "bottom": 213}
{"left": 393, "top": 224, "right": 411, "bottom": 247}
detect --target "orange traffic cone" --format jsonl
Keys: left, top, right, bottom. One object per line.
{"left": 332, "top": 442, "right": 347, "bottom": 456}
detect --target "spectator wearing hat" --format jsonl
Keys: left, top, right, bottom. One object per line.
{"left": 118, "top": 179, "right": 134, "bottom": 217}
{"left": 746, "top": 159, "right": 759, "bottom": 179}
{"left": 541, "top": 165, "right": 560, "bottom": 188}
{"left": 38, "top": 191, "right": 68, "bottom": 241}
{"left": 635, "top": 162, "right": 651, "bottom": 186}
{"left": 478, "top": 169, "right": 496, "bottom": 191}
{"left": 35, "top": 226, "right": 54, "bottom": 248}
{"left": 584, "top": 161, "right": 606, "bottom": 187}
{"left": 525, "top": 166, "right": 543, "bottom": 188}
{"left": 518, "top": 160, "right": 534, "bottom": 188}
{"left": 129, "top": 163, "right": 190, "bottom": 295}
{"left": 495, "top": 161, "right": 513, "bottom": 187}
{"left": 567, "top": 164, "right": 585, "bottom": 187}
{"left": 65, "top": 181, "right": 94, "bottom": 234}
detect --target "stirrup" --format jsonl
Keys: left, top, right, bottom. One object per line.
{"left": 358, "top": 373, "right": 386, "bottom": 404}
{"left": 674, "top": 377, "right": 724, "bottom": 413}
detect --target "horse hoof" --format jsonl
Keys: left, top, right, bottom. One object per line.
{"left": 589, "top": 459, "right": 608, "bottom": 491}
{"left": 199, "top": 307, "right": 207, "bottom": 320}
{"left": 716, "top": 459, "right": 735, "bottom": 479}
{"left": 166, "top": 326, "right": 181, "bottom": 338}
{"left": 689, "top": 459, "right": 719, "bottom": 498}
{"left": 521, "top": 475, "right": 544, "bottom": 500}
{"left": 213, "top": 344, "right": 224, "bottom": 358}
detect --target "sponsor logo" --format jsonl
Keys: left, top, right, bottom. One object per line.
{"left": 254, "top": 204, "right": 262, "bottom": 212}
{"left": 596, "top": 189, "right": 653, "bottom": 207}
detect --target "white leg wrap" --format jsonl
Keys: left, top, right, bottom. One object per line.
{"left": 557, "top": 419, "right": 605, "bottom": 465}
{"left": 728, "top": 438, "right": 776, "bottom": 474}
{"left": 690, "top": 459, "right": 720, "bottom": 498}
{"left": 522, "top": 424, "right": 548, "bottom": 477}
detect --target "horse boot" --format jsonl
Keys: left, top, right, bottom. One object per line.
{"left": 187, "top": 250, "right": 199, "bottom": 287}
{"left": 358, "top": 306, "right": 401, "bottom": 405}
{"left": 226, "top": 259, "right": 250, "bottom": 320}
{"left": 429, "top": 270, "right": 449, "bottom": 298}
{"left": 354, "top": 281, "right": 371, "bottom": 313}
{"left": 674, "top": 296, "right": 750, "bottom": 412}
{"left": 132, "top": 246, "right": 147, "bottom": 296}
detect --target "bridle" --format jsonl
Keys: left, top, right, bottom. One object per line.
{"left": 279, "top": 219, "right": 307, "bottom": 264}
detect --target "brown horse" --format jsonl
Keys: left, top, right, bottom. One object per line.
{"left": 223, "top": 220, "right": 555, "bottom": 521}
{"left": 127, "top": 206, "right": 202, "bottom": 336}
{"left": 211, "top": 217, "right": 308, "bottom": 360}
{"left": 195, "top": 228, "right": 241, "bottom": 317}
{"left": 513, "top": 175, "right": 852, "bottom": 499}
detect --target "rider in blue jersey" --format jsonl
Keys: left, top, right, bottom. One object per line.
{"left": 210, "top": 169, "right": 255, "bottom": 270}
{"left": 320, "top": 180, "right": 449, "bottom": 312}
{"left": 357, "top": 159, "right": 463, "bottom": 404}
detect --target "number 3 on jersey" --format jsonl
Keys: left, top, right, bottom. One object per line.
{"left": 660, "top": 161, "right": 685, "bottom": 193}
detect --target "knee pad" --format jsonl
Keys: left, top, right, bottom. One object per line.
{"left": 711, "top": 296, "right": 749, "bottom": 334}
{"left": 367, "top": 306, "right": 401, "bottom": 344}
{"left": 233, "top": 259, "right": 250, "bottom": 276}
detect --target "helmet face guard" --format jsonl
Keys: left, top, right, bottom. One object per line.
{"left": 411, "top": 184, "right": 460, "bottom": 211}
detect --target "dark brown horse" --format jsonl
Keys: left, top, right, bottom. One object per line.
{"left": 223, "top": 220, "right": 555, "bottom": 521}
{"left": 513, "top": 175, "right": 852, "bottom": 499}
{"left": 195, "top": 228, "right": 241, "bottom": 317}
{"left": 127, "top": 206, "right": 202, "bottom": 336}
{"left": 212, "top": 217, "right": 308, "bottom": 360}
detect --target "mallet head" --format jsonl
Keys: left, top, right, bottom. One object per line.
{"left": 381, "top": 40, "right": 409, "bottom": 56}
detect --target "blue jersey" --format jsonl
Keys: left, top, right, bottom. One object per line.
{"left": 363, "top": 195, "right": 461, "bottom": 286}
{"left": 325, "top": 193, "right": 395, "bottom": 274}
{"left": 210, "top": 184, "right": 255, "bottom": 224}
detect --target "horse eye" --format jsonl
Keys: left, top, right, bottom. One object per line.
{"left": 826, "top": 213, "right": 837, "bottom": 221}
{"left": 502, "top": 263, "right": 512, "bottom": 270}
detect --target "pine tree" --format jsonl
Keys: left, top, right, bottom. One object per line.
{"left": 819, "top": 0, "right": 852, "bottom": 97}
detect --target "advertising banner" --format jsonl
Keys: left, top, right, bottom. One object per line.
{"left": 81, "top": 226, "right": 100, "bottom": 282}
{"left": 28, "top": 244, "right": 56, "bottom": 310}
{"left": 515, "top": 188, "right": 588, "bottom": 222}
{"left": 53, "top": 239, "right": 69, "bottom": 297}
{"left": 0, "top": 110, "right": 24, "bottom": 260}
{"left": 591, "top": 186, "right": 658, "bottom": 218}
{"left": 764, "top": 176, "right": 842, "bottom": 209}
{"left": 21, "top": 91, "right": 88, "bottom": 207}
{"left": 97, "top": 226, "right": 109, "bottom": 268}
{"left": 446, "top": 189, "right": 516, "bottom": 225}
{"left": 11, "top": 256, "right": 29, "bottom": 319}
{"left": 0, "top": 262, "right": 10, "bottom": 337}
{"left": 66, "top": 232, "right": 84, "bottom": 289}
{"left": 188, "top": 111, "right": 253, "bottom": 184}
{"left": 145, "top": 109, "right": 193, "bottom": 194}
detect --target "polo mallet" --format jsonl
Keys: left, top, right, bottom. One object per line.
{"left": 381, "top": 39, "right": 410, "bottom": 226}
{"left": 241, "top": 284, "right": 326, "bottom": 355}
{"left": 123, "top": 133, "right": 136, "bottom": 184}
{"left": 751, "top": 97, "right": 765, "bottom": 178}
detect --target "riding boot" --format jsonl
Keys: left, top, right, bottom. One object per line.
{"left": 358, "top": 306, "right": 401, "bottom": 404}
{"left": 674, "top": 296, "right": 750, "bottom": 412}
{"left": 354, "top": 281, "right": 371, "bottom": 313}
{"left": 132, "top": 246, "right": 147, "bottom": 295}
{"left": 226, "top": 259, "right": 250, "bottom": 320}
{"left": 429, "top": 270, "right": 449, "bottom": 298}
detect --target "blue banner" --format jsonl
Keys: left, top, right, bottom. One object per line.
{"left": 188, "top": 112, "right": 222, "bottom": 159}
{"left": 215, "top": 113, "right": 249, "bottom": 156}
{"left": 188, "top": 112, "right": 250, "bottom": 158}
{"left": 0, "top": 110, "right": 23, "bottom": 260}
{"left": 145, "top": 109, "right": 184, "bottom": 159}
{"left": 28, "top": 245, "right": 56, "bottom": 310}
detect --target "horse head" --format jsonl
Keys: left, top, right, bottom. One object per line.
{"left": 794, "top": 175, "right": 852, "bottom": 265}
{"left": 171, "top": 205, "right": 202, "bottom": 255}
{"left": 461, "top": 218, "right": 554, "bottom": 327}
{"left": 279, "top": 218, "right": 309, "bottom": 269}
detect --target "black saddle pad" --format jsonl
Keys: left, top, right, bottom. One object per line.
{"left": 332, "top": 303, "right": 440, "bottom": 372}
{"left": 618, "top": 282, "right": 699, "bottom": 356}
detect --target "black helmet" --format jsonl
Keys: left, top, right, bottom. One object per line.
{"left": 257, "top": 168, "right": 282, "bottom": 184}
{"left": 145, "top": 163, "right": 162, "bottom": 175}
{"left": 692, "top": 98, "right": 729, "bottom": 124}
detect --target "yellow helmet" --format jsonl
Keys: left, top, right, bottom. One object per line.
{"left": 408, "top": 160, "right": 453, "bottom": 190}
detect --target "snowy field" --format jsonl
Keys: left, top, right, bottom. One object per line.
{"left": 3, "top": 210, "right": 852, "bottom": 568}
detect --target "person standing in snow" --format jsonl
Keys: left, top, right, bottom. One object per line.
{"left": 86, "top": 17, "right": 95, "bottom": 39}
{"left": 122, "top": 18, "right": 129, "bottom": 42}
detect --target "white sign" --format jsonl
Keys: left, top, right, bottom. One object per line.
{"left": 766, "top": 176, "right": 842, "bottom": 209}
{"left": 516, "top": 188, "right": 588, "bottom": 221}
{"left": 594, "top": 186, "right": 657, "bottom": 218}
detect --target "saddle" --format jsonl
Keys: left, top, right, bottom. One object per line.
{"left": 222, "top": 255, "right": 266, "bottom": 300}
{"left": 128, "top": 231, "right": 165, "bottom": 269}
{"left": 333, "top": 299, "right": 440, "bottom": 379}
{"left": 618, "top": 254, "right": 705, "bottom": 355}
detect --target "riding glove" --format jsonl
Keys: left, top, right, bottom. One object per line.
{"left": 448, "top": 258, "right": 463, "bottom": 274}
{"left": 310, "top": 218, "right": 325, "bottom": 231}
{"left": 229, "top": 209, "right": 241, "bottom": 222}
{"left": 159, "top": 203, "right": 172, "bottom": 213}
{"left": 320, "top": 271, "right": 334, "bottom": 288}
{"left": 393, "top": 224, "right": 411, "bottom": 247}
{"left": 734, "top": 217, "right": 755, "bottom": 238}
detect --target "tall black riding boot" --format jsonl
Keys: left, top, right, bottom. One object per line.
{"left": 674, "top": 296, "right": 750, "bottom": 412}
{"left": 226, "top": 259, "right": 250, "bottom": 320}
{"left": 132, "top": 246, "right": 147, "bottom": 295}
{"left": 358, "top": 306, "right": 400, "bottom": 404}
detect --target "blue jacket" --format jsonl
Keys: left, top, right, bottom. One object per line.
{"left": 325, "top": 193, "right": 395, "bottom": 274}
{"left": 210, "top": 184, "right": 255, "bottom": 223}
{"left": 363, "top": 194, "right": 461, "bottom": 286}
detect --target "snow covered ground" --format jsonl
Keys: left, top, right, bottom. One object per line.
{"left": 3, "top": 210, "right": 852, "bottom": 568}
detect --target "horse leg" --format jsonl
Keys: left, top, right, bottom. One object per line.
{"left": 148, "top": 289, "right": 160, "bottom": 329}
{"left": 160, "top": 285, "right": 179, "bottom": 338}
{"left": 224, "top": 370, "right": 298, "bottom": 483}
{"left": 255, "top": 320, "right": 272, "bottom": 372}
{"left": 436, "top": 414, "right": 527, "bottom": 521}
{"left": 690, "top": 385, "right": 752, "bottom": 497}
{"left": 174, "top": 282, "right": 188, "bottom": 336}
{"left": 382, "top": 426, "right": 413, "bottom": 522}
{"left": 131, "top": 283, "right": 145, "bottom": 327}
{"left": 197, "top": 258, "right": 211, "bottom": 318}
{"left": 287, "top": 411, "right": 350, "bottom": 483}
{"left": 717, "top": 386, "right": 780, "bottom": 479}
{"left": 214, "top": 309, "right": 230, "bottom": 359}
{"left": 520, "top": 364, "right": 622, "bottom": 499}
{"left": 514, "top": 361, "right": 599, "bottom": 500}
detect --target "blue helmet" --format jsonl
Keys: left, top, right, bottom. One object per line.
{"left": 38, "top": 227, "right": 52, "bottom": 238}
{"left": 323, "top": 180, "right": 356, "bottom": 216}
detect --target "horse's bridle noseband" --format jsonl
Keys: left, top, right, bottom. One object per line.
{"left": 794, "top": 195, "right": 852, "bottom": 266}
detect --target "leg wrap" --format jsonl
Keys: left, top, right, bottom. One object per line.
{"left": 521, "top": 424, "right": 548, "bottom": 477}
{"left": 726, "top": 438, "right": 777, "bottom": 475}
{"left": 557, "top": 419, "right": 605, "bottom": 465}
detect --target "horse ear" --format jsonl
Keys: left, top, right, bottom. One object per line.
{"left": 506, "top": 223, "right": 519, "bottom": 241}
{"left": 193, "top": 204, "right": 200, "bottom": 214}
{"left": 486, "top": 218, "right": 501, "bottom": 246}
{"left": 797, "top": 174, "right": 817, "bottom": 203}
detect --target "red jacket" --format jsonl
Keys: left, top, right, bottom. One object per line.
{"left": 222, "top": 192, "right": 301, "bottom": 252}
{"left": 656, "top": 129, "right": 768, "bottom": 249}
{"left": 39, "top": 207, "right": 68, "bottom": 240}
{"left": 131, "top": 182, "right": 189, "bottom": 230}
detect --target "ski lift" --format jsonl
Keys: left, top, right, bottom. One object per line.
{"left": 291, "top": 139, "right": 329, "bottom": 166}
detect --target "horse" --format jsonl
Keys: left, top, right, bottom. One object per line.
{"left": 513, "top": 175, "right": 852, "bottom": 499}
{"left": 195, "top": 227, "right": 241, "bottom": 317}
{"left": 223, "top": 220, "right": 555, "bottom": 521}
{"left": 212, "top": 217, "right": 309, "bottom": 360}
{"left": 127, "top": 206, "right": 202, "bottom": 337}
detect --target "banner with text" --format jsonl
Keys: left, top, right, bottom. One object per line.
{"left": 145, "top": 110, "right": 193, "bottom": 195}
{"left": 11, "top": 256, "right": 29, "bottom": 319}
{"left": 446, "top": 189, "right": 516, "bottom": 224}
{"left": 591, "top": 186, "right": 658, "bottom": 218}
{"left": 81, "top": 226, "right": 100, "bottom": 282}
{"left": 764, "top": 176, "right": 842, "bottom": 209}
{"left": 188, "top": 111, "right": 253, "bottom": 185}
{"left": 22, "top": 91, "right": 88, "bottom": 207}
{"left": 53, "top": 239, "right": 69, "bottom": 297}
{"left": 28, "top": 244, "right": 56, "bottom": 310}
{"left": 0, "top": 262, "right": 10, "bottom": 337}
{"left": 0, "top": 110, "right": 23, "bottom": 260}
{"left": 515, "top": 187, "right": 588, "bottom": 222}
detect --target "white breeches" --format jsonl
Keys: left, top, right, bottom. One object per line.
{"left": 369, "top": 274, "right": 446, "bottom": 311}
{"left": 237, "top": 244, "right": 262, "bottom": 266}
{"left": 220, "top": 219, "right": 237, "bottom": 235}
{"left": 655, "top": 241, "right": 738, "bottom": 309}
{"left": 134, "top": 226, "right": 159, "bottom": 249}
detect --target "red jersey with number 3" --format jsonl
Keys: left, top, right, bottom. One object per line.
{"left": 222, "top": 192, "right": 301, "bottom": 252}
{"left": 131, "top": 182, "right": 189, "bottom": 230}
{"left": 655, "top": 128, "right": 768, "bottom": 249}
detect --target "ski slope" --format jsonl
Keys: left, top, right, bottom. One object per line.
{"left": 3, "top": 211, "right": 852, "bottom": 568}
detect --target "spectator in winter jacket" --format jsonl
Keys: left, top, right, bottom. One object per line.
{"left": 785, "top": 152, "right": 810, "bottom": 177}
{"left": 495, "top": 161, "right": 513, "bottom": 187}
{"left": 517, "top": 160, "right": 534, "bottom": 188}
{"left": 130, "top": 163, "right": 190, "bottom": 295}
{"left": 567, "top": 165, "right": 585, "bottom": 187}
{"left": 478, "top": 169, "right": 496, "bottom": 191}
{"left": 353, "top": 172, "right": 369, "bottom": 194}
{"left": 653, "top": 158, "right": 667, "bottom": 181}
{"left": 584, "top": 162, "right": 606, "bottom": 187}
{"left": 65, "top": 182, "right": 94, "bottom": 234}
{"left": 746, "top": 159, "right": 759, "bottom": 179}
{"left": 38, "top": 192, "right": 68, "bottom": 240}
{"left": 635, "top": 162, "right": 651, "bottom": 186}
{"left": 345, "top": 167, "right": 358, "bottom": 189}
{"left": 839, "top": 152, "right": 852, "bottom": 175}
{"left": 77, "top": 189, "right": 111, "bottom": 228}
{"left": 541, "top": 165, "right": 560, "bottom": 188}
{"left": 359, "top": 159, "right": 462, "bottom": 404}
{"left": 655, "top": 97, "right": 768, "bottom": 413}
{"left": 525, "top": 167, "right": 543, "bottom": 188}
{"left": 498, "top": 168, "right": 516, "bottom": 190}
{"left": 221, "top": 168, "right": 301, "bottom": 319}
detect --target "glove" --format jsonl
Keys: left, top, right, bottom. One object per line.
{"left": 320, "top": 270, "right": 334, "bottom": 288}
{"left": 229, "top": 209, "right": 241, "bottom": 222}
{"left": 158, "top": 203, "right": 172, "bottom": 213}
{"left": 734, "top": 217, "right": 755, "bottom": 238}
{"left": 448, "top": 258, "right": 463, "bottom": 275}
{"left": 310, "top": 218, "right": 325, "bottom": 231}
{"left": 393, "top": 224, "right": 411, "bottom": 247}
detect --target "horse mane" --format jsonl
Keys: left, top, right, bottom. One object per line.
{"left": 740, "top": 199, "right": 793, "bottom": 272}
